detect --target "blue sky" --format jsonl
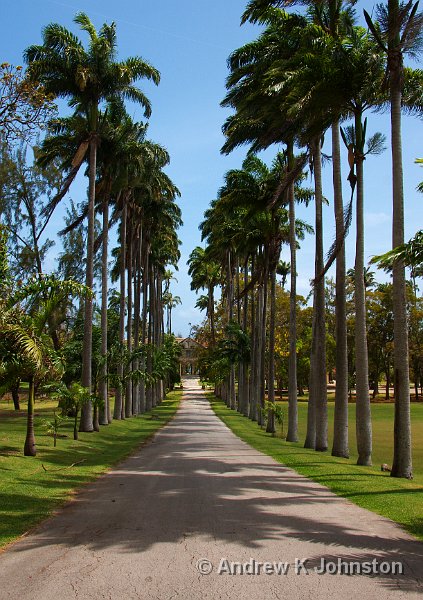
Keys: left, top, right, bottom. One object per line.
{"left": 1, "top": 0, "right": 422, "bottom": 336}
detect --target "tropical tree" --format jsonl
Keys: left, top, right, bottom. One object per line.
{"left": 0, "top": 142, "right": 62, "bottom": 280}
{"left": 0, "top": 62, "right": 56, "bottom": 144}
{"left": 0, "top": 275, "right": 87, "bottom": 455}
{"left": 25, "top": 12, "right": 160, "bottom": 431}
{"left": 276, "top": 260, "right": 290, "bottom": 289}
{"left": 364, "top": 0, "right": 422, "bottom": 479}
{"left": 221, "top": 9, "right": 319, "bottom": 437}
{"left": 188, "top": 247, "right": 221, "bottom": 345}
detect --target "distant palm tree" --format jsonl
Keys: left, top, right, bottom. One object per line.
{"left": 276, "top": 260, "right": 290, "bottom": 289}
{"left": 164, "top": 293, "right": 182, "bottom": 334}
{"left": 188, "top": 247, "right": 221, "bottom": 345}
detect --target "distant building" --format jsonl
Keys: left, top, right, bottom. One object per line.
{"left": 176, "top": 337, "right": 205, "bottom": 376}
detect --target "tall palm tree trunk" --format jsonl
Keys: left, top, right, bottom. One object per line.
{"left": 266, "top": 268, "right": 276, "bottom": 434}
{"left": 241, "top": 258, "right": 250, "bottom": 417}
{"left": 125, "top": 228, "right": 133, "bottom": 418}
{"left": 11, "top": 382, "right": 20, "bottom": 411}
{"left": 155, "top": 271, "right": 163, "bottom": 405}
{"left": 99, "top": 194, "right": 109, "bottom": 426}
{"left": 209, "top": 285, "right": 216, "bottom": 345}
{"left": 236, "top": 258, "right": 243, "bottom": 413}
{"left": 249, "top": 256, "right": 257, "bottom": 421}
{"left": 146, "top": 266, "right": 154, "bottom": 412}
{"left": 153, "top": 269, "right": 160, "bottom": 407}
{"left": 139, "top": 248, "right": 149, "bottom": 414}
{"left": 114, "top": 202, "right": 127, "bottom": 420}
{"left": 355, "top": 127, "right": 372, "bottom": 466}
{"left": 313, "top": 140, "right": 328, "bottom": 451}
{"left": 251, "top": 287, "right": 260, "bottom": 422}
{"left": 332, "top": 121, "right": 349, "bottom": 457}
{"left": 227, "top": 251, "right": 236, "bottom": 410}
{"left": 390, "top": 63, "right": 412, "bottom": 478}
{"left": 80, "top": 138, "right": 97, "bottom": 432}
{"left": 258, "top": 271, "right": 268, "bottom": 426}
{"left": 132, "top": 237, "right": 142, "bottom": 415}
{"left": 304, "top": 301, "right": 317, "bottom": 449}
{"left": 287, "top": 178, "right": 299, "bottom": 442}
{"left": 24, "top": 376, "right": 36, "bottom": 456}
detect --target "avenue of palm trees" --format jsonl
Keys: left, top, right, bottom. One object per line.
{"left": 0, "top": 13, "right": 182, "bottom": 455}
{"left": 189, "top": 0, "right": 422, "bottom": 479}
{"left": 0, "top": 0, "right": 421, "bottom": 485}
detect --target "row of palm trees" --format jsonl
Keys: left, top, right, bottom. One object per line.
{"left": 190, "top": 0, "right": 421, "bottom": 478}
{"left": 0, "top": 13, "right": 182, "bottom": 451}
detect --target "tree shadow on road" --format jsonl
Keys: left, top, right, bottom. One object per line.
{"left": 4, "top": 393, "right": 423, "bottom": 595}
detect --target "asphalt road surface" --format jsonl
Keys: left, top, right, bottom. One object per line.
{"left": 0, "top": 378, "right": 422, "bottom": 599}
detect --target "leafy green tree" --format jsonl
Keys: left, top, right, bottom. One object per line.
{"left": 0, "top": 294, "right": 62, "bottom": 456}
{"left": 0, "top": 142, "right": 61, "bottom": 278}
{"left": 367, "top": 283, "right": 395, "bottom": 399}
{"left": 0, "top": 226, "right": 88, "bottom": 455}
{"left": 0, "top": 62, "right": 56, "bottom": 144}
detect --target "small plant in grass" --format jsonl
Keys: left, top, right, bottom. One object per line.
{"left": 42, "top": 411, "right": 68, "bottom": 447}
{"left": 47, "top": 382, "right": 91, "bottom": 440}
{"left": 260, "top": 400, "right": 286, "bottom": 438}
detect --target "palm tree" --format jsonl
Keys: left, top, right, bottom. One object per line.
{"left": 276, "top": 260, "right": 290, "bottom": 289}
{"left": 0, "top": 254, "right": 86, "bottom": 456}
{"left": 112, "top": 128, "right": 179, "bottom": 416}
{"left": 364, "top": 0, "right": 422, "bottom": 479}
{"left": 221, "top": 10, "right": 316, "bottom": 432}
{"left": 163, "top": 292, "right": 182, "bottom": 334}
{"left": 188, "top": 247, "right": 220, "bottom": 346}
{"left": 239, "top": 2, "right": 391, "bottom": 457}
{"left": 94, "top": 101, "right": 141, "bottom": 424}
{"left": 25, "top": 13, "right": 160, "bottom": 431}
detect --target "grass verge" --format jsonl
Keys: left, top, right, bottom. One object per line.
{"left": 209, "top": 394, "right": 423, "bottom": 542}
{"left": 0, "top": 390, "right": 181, "bottom": 549}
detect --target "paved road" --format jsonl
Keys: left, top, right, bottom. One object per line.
{"left": 1, "top": 379, "right": 422, "bottom": 599}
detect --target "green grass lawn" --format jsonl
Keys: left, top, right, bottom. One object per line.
{"left": 0, "top": 390, "right": 182, "bottom": 549}
{"left": 209, "top": 394, "right": 423, "bottom": 541}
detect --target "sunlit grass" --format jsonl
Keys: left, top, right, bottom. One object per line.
{"left": 209, "top": 394, "right": 423, "bottom": 541}
{"left": 0, "top": 390, "right": 181, "bottom": 549}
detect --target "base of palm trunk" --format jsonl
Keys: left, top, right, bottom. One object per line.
{"left": 357, "top": 455, "right": 372, "bottom": 466}
{"left": 332, "top": 449, "right": 349, "bottom": 458}
{"left": 24, "top": 437, "right": 36, "bottom": 456}
{"left": 390, "top": 467, "right": 413, "bottom": 479}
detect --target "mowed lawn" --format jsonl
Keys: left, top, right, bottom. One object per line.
{"left": 0, "top": 390, "right": 182, "bottom": 549}
{"left": 210, "top": 395, "right": 423, "bottom": 541}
